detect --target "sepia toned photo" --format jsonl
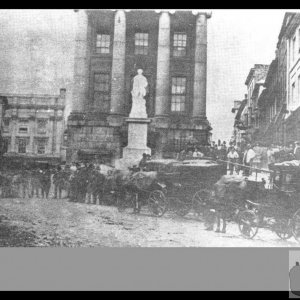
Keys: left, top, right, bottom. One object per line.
{"left": 0, "top": 9, "right": 300, "bottom": 248}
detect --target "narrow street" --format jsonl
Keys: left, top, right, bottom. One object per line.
{"left": 0, "top": 197, "right": 299, "bottom": 247}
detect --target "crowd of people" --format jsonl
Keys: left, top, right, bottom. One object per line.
{"left": 1, "top": 139, "right": 300, "bottom": 202}
{"left": 173, "top": 139, "right": 300, "bottom": 177}
{"left": 211, "top": 140, "right": 300, "bottom": 176}
{"left": 0, "top": 162, "right": 108, "bottom": 204}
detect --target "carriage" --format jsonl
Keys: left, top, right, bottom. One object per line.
{"left": 135, "top": 158, "right": 228, "bottom": 216}
{"left": 193, "top": 160, "right": 300, "bottom": 241}
{"left": 112, "top": 157, "right": 227, "bottom": 217}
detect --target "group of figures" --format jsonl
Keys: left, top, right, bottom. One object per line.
{"left": 0, "top": 167, "right": 54, "bottom": 199}
{"left": 0, "top": 163, "right": 105, "bottom": 203}
{"left": 203, "top": 140, "right": 300, "bottom": 176}
{"left": 0, "top": 160, "right": 155, "bottom": 211}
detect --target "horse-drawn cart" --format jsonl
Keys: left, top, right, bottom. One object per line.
{"left": 112, "top": 169, "right": 169, "bottom": 217}
{"left": 194, "top": 160, "right": 300, "bottom": 241}
{"left": 143, "top": 158, "right": 227, "bottom": 217}
{"left": 112, "top": 158, "right": 227, "bottom": 217}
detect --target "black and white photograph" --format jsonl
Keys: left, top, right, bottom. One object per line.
{"left": 0, "top": 8, "right": 299, "bottom": 249}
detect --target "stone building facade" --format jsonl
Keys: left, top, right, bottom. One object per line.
{"left": 238, "top": 64, "right": 269, "bottom": 144}
{"left": 284, "top": 13, "right": 300, "bottom": 144}
{"left": 253, "top": 12, "right": 300, "bottom": 146}
{"left": 67, "top": 9, "right": 212, "bottom": 163}
{"left": 0, "top": 89, "right": 66, "bottom": 165}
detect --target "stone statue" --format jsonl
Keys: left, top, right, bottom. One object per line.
{"left": 130, "top": 69, "right": 148, "bottom": 118}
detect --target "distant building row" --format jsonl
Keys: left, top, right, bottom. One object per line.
{"left": 232, "top": 12, "right": 300, "bottom": 147}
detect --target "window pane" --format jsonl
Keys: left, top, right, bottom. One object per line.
{"left": 37, "top": 140, "right": 47, "bottom": 154}
{"left": 37, "top": 120, "right": 47, "bottom": 134}
{"left": 173, "top": 33, "right": 187, "bottom": 57}
{"left": 171, "top": 78, "right": 186, "bottom": 112}
{"left": 18, "top": 139, "right": 27, "bottom": 153}
{"left": 96, "top": 34, "right": 110, "bottom": 54}
{"left": 134, "top": 32, "right": 149, "bottom": 55}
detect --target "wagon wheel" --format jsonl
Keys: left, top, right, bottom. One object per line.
{"left": 238, "top": 210, "right": 259, "bottom": 239}
{"left": 148, "top": 190, "right": 168, "bottom": 217}
{"left": 291, "top": 208, "right": 300, "bottom": 242}
{"left": 192, "top": 189, "right": 212, "bottom": 217}
{"left": 173, "top": 197, "right": 192, "bottom": 217}
{"left": 274, "top": 218, "right": 293, "bottom": 240}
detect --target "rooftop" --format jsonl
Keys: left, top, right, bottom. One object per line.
{"left": 245, "top": 64, "right": 269, "bottom": 86}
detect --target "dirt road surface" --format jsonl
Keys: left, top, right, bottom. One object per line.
{"left": 0, "top": 197, "right": 299, "bottom": 247}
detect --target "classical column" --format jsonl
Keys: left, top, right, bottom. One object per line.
{"left": 110, "top": 10, "right": 126, "bottom": 119}
{"left": 192, "top": 13, "right": 209, "bottom": 121}
{"left": 72, "top": 10, "right": 89, "bottom": 113}
{"left": 155, "top": 11, "right": 171, "bottom": 120}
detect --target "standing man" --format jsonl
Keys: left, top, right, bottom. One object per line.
{"left": 53, "top": 166, "right": 63, "bottom": 199}
{"left": 227, "top": 147, "right": 239, "bottom": 175}
{"left": 294, "top": 141, "right": 300, "bottom": 160}
{"left": 139, "top": 153, "right": 148, "bottom": 170}
{"left": 243, "top": 144, "right": 256, "bottom": 176}
{"left": 41, "top": 165, "right": 52, "bottom": 199}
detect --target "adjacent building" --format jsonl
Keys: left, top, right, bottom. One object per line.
{"left": 253, "top": 12, "right": 300, "bottom": 146}
{"left": 67, "top": 9, "right": 212, "bottom": 163}
{"left": 233, "top": 65, "right": 269, "bottom": 146}
{"left": 234, "top": 12, "right": 300, "bottom": 147}
{"left": 285, "top": 13, "right": 300, "bottom": 144}
{"left": 231, "top": 95, "right": 247, "bottom": 147}
{"left": 0, "top": 89, "right": 66, "bottom": 165}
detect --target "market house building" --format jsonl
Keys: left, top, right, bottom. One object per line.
{"left": 0, "top": 89, "right": 66, "bottom": 165}
{"left": 67, "top": 9, "right": 212, "bottom": 163}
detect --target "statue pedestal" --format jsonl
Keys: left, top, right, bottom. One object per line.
{"left": 122, "top": 118, "right": 151, "bottom": 167}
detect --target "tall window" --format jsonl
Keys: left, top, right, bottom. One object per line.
{"left": 292, "top": 82, "right": 296, "bottom": 107}
{"left": 37, "top": 139, "right": 47, "bottom": 154}
{"left": 94, "top": 73, "right": 110, "bottom": 112}
{"left": 173, "top": 33, "right": 187, "bottom": 57}
{"left": 171, "top": 77, "right": 186, "bottom": 112}
{"left": 3, "top": 138, "right": 9, "bottom": 153}
{"left": 292, "top": 36, "right": 296, "bottom": 63}
{"left": 37, "top": 119, "right": 47, "bottom": 134}
{"left": 299, "top": 29, "right": 300, "bottom": 53}
{"left": 134, "top": 33, "right": 149, "bottom": 55}
{"left": 3, "top": 119, "right": 9, "bottom": 132}
{"left": 298, "top": 75, "right": 300, "bottom": 104}
{"left": 18, "top": 139, "right": 27, "bottom": 154}
{"left": 96, "top": 34, "right": 110, "bottom": 54}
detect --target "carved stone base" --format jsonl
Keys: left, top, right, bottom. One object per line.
{"left": 121, "top": 117, "right": 152, "bottom": 168}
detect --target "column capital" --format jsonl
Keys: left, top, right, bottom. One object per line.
{"left": 192, "top": 10, "right": 212, "bottom": 19}
{"left": 154, "top": 10, "right": 175, "bottom": 15}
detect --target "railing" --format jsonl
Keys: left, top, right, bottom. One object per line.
{"left": 216, "top": 159, "right": 274, "bottom": 184}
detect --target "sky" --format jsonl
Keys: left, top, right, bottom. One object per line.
{"left": 207, "top": 9, "right": 286, "bottom": 143}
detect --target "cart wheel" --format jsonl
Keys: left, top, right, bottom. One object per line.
{"left": 238, "top": 210, "right": 259, "bottom": 239}
{"left": 192, "top": 189, "right": 212, "bottom": 217}
{"left": 291, "top": 208, "right": 300, "bottom": 242}
{"left": 148, "top": 190, "right": 168, "bottom": 217}
{"left": 274, "top": 218, "right": 293, "bottom": 240}
{"left": 173, "top": 198, "right": 192, "bottom": 217}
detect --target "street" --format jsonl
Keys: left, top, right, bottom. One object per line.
{"left": 0, "top": 196, "right": 299, "bottom": 247}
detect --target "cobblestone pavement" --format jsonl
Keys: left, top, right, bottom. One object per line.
{"left": 0, "top": 197, "right": 299, "bottom": 247}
